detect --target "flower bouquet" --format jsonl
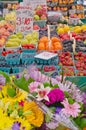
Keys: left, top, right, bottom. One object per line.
{"left": 0, "top": 71, "right": 44, "bottom": 130}
{"left": 0, "top": 65, "right": 86, "bottom": 130}
{"left": 13, "top": 66, "right": 86, "bottom": 130}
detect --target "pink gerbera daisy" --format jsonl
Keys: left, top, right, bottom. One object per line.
{"left": 61, "top": 98, "right": 81, "bottom": 118}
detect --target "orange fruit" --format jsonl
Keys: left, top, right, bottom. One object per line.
{"left": 38, "top": 43, "right": 45, "bottom": 50}
{"left": 51, "top": 37, "right": 60, "bottom": 43}
{"left": 39, "top": 36, "right": 48, "bottom": 43}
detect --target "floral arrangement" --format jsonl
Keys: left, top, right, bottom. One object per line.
{"left": 0, "top": 71, "right": 44, "bottom": 130}
{"left": 0, "top": 66, "right": 86, "bottom": 130}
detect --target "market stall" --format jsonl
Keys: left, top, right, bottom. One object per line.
{"left": 0, "top": 0, "right": 86, "bottom": 130}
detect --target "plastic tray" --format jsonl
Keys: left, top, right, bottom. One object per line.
{"left": 34, "top": 20, "right": 47, "bottom": 28}
{"left": 21, "top": 53, "right": 35, "bottom": 64}
{"left": 0, "top": 67, "right": 11, "bottom": 73}
{"left": 5, "top": 53, "right": 20, "bottom": 65}
{"left": 22, "top": 48, "right": 36, "bottom": 53}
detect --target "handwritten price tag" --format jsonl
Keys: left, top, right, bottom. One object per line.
{"left": 16, "top": 6, "right": 33, "bottom": 35}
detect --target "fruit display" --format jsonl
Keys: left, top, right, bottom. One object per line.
{"left": 74, "top": 52, "right": 86, "bottom": 71}
{"left": 5, "top": 11, "right": 16, "bottom": 21}
{"left": 34, "top": 5, "right": 47, "bottom": 21}
{"left": 62, "top": 40, "right": 73, "bottom": 52}
{"left": 6, "top": 33, "right": 23, "bottom": 47}
{"left": 39, "top": 29, "right": 58, "bottom": 39}
{"left": 47, "top": 0, "right": 84, "bottom": 19}
{"left": 6, "top": 3, "right": 18, "bottom": 10}
{"left": 24, "top": 31, "right": 39, "bottom": 45}
{"left": 43, "top": 65, "right": 56, "bottom": 72}
{"left": 75, "top": 41, "right": 86, "bottom": 52}
{"left": 0, "top": 21, "right": 15, "bottom": 47}
{"left": 38, "top": 36, "right": 62, "bottom": 51}
{"left": 58, "top": 52, "right": 74, "bottom": 66}
{"left": 69, "top": 5, "right": 85, "bottom": 19}
{"left": 60, "top": 66, "right": 75, "bottom": 76}
{"left": 5, "top": 31, "right": 39, "bottom": 48}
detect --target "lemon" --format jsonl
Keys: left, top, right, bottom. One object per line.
{"left": 58, "top": 28, "right": 64, "bottom": 34}
{"left": 64, "top": 26, "right": 70, "bottom": 33}
{"left": 81, "top": 25, "right": 86, "bottom": 31}
{"left": 74, "top": 28, "right": 81, "bottom": 33}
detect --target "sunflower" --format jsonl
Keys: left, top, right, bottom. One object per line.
{"left": 0, "top": 109, "right": 13, "bottom": 129}
{"left": 23, "top": 101, "right": 44, "bottom": 127}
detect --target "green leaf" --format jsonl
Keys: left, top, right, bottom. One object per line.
{"left": 53, "top": 84, "right": 59, "bottom": 88}
{"left": 7, "top": 88, "right": 16, "bottom": 97}
{"left": 18, "top": 109, "right": 23, "bottom": 116}
{"left": 74, "top": 117, "right": 81, "bottom": 126}
{"left": 32, "top": 92, "right": 37, "bottom": 97}
{"left": 7, "top": 109, "right": 13, "bottom": 115}
{"left": 45, "top": 113, "right": 51, "bottom": 123}
{"left": 68, "top": 98, "right": 74, "bottom": 104}
{"left": 28, "top": 77, "right": 34, "bottom": 83}
{"left": 0, "top": 71, "right": 10, "bottom": 83}
{"left": 7, "top": 105, "right": 13, "bottom": 115}
{"left": 14, "top": 101, "right": 19, "bottom": 109}
{"left": 64, "top": 91, "right": 69, "bottom": 97}
{"left": 43, "top": 82, "right": 50, "bottom": 88}
{"left": 14, "top": 76, "right": 29, "bottom": 92}
{"left": 80, "top": 118, "right": 86, "bottom": 128}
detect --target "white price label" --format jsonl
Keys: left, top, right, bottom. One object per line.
{"left": 16, "top": 6, "right": 33, "bottom": 35}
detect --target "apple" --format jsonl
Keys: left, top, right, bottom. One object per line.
{"left": 33, "top": 25, "right": 40, "bottom": 30}
{"left": 41, "top": 14, "right": 46, "bottom": 20}
{"left": 34, "top": 15, "right": 40, "bottom": 20}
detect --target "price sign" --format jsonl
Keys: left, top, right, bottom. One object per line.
{"left": 16, "top": 6, "right": 33, "bottom": 35}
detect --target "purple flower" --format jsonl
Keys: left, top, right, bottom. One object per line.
{"left": 55, "top": 107, "right": 62, "bottom": 114}
{"left": 12, "top": 122, "right": 21, "bottom": 130}
{"left": 30, "top": 70, "right": 49, "bottom": 83}
{"left": 24, "top": 74, "right": 30, "bottom": 81}
{"left": 46, "top": 88, "right": 64, "bottom": 105}
{"left": 82, "top": 92, "right": 86, "bottom": 107}
{"left": 0, "top": 74, "right": 6, "bottom": 88}
{"left": 16, "top": 73, "right": 22, "bottom": 79}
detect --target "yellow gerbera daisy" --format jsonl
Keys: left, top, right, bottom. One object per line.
{"left": 23, "top": 101, "right": 44, "bottom": 127}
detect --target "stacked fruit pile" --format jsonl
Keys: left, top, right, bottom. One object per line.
{"left": 34, "top": 5, "right": 47, "bottom": 21}
{"left": 5, "top": 31, "right": 39, "bottom": 48}
{"left": 69, "top": 5, "right": 85, "bottom": 19}
{"left": 0, "top": 21, "right": 15, "bottom": 47}
{"left": 47, "top": 0, "right": 84, "bottom": 19}
{"left": 38, "top": 36, "right": 62, "bottom": 51}
{"left": 74, "top": 52, "right": 86, "bottom": 76}
{"left": 5, "top": 11, "right": 16, "bottom": 21}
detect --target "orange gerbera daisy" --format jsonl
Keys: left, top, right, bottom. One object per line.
{"left": 23, "top": 101, "right": 44, "bottom": 127}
